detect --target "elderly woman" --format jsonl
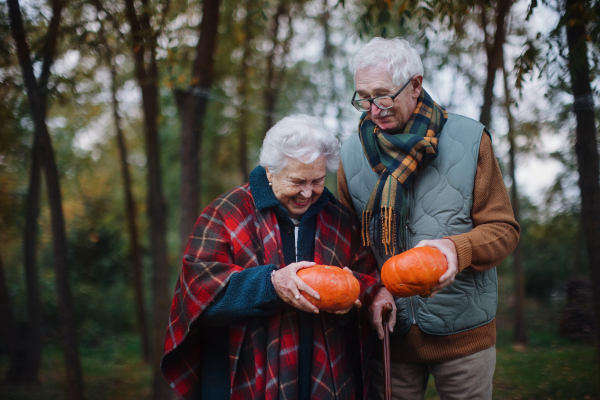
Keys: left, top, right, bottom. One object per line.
{"left": 161, "top": 114, "right": 379, "bottom": 400}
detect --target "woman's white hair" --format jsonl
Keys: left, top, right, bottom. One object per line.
{"left": 259, "top": 114, "right": 340, "bottom": 175}
{"left": 350, "top": 37, "right": 424, "bottom": 86}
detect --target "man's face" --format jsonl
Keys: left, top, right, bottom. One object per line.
{"left": 355, "top": 65, "right": 422, "bottom": 134}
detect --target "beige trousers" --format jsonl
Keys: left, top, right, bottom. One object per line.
{"left": 369, "top": 345, "right": 496, "bottom": 400}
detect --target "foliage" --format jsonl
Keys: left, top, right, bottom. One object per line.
{"left": 1, "top": 0, "right": 599, "bottom": 395}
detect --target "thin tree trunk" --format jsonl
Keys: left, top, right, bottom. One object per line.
{"left": 7, "top": 1, "right": 85, "bottom": 399}
{"left": 479, "top": 0, "right": 512, "bottom": 128}
{"left": 320, "top": 0, "right": 343, "bottom": 131}
{"left": 263, "top": 0, "right": 288, "bottom": 133}
{"left": 503, "top": 64, "right": 527, "bottom": 348}
{"left": 0, "top": 247, "right": 24, "bottom": 384}
{"left": 237, "top": 0, "right": 254, "bottom": 183}
{"left": 123, "top": 1, "right": 173, "bottom": 397}
{"left": 177, "top": 0, "right": 220, "bottom": 255}
{"left": 109, "top": 59, "right": 151, "bottom": 364}
{"left": 21, "top": 127, "right": 43, "bottom": 383}
{"left": 564, "top": 0, "right": 600, "bottom": 370}
{"left": 94, "top": 0, "right": 151, "bottom": 362}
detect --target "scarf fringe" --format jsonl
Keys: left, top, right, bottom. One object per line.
{"left": 362, "top": 207, "right": 406, "bottom": 256}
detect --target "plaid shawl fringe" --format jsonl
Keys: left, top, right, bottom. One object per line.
{"left": 359, "top": 89, "right": 448, "bottom": 256}
{"left": 161, "top": 183, "right": 379, "bottom": 400}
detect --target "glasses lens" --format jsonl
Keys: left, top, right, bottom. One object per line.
{"left": 359, "top": 100, "right": 371, "bottom": 111}
{"left": 373, "top": 96, "right": 394, "bottom": 109}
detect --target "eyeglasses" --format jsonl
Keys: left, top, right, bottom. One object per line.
{"left": 351, "top": 76, "right": 415, "bottom": 112}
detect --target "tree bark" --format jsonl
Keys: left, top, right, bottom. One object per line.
{"left": 479, "top": 0, "right": 512, "bottom": 128}
{"left": 94, "top": 0, "right": 151, "bottom": 363}
{"left": 0, "top": 247, "right": 24, "bottom": 384}
{"left": 564, "top": 0, "right": 600, "bottom": 370}
{"left": 503, "top": 64, "right": 527, "bottom": 348}
{"left": 176, "top": 0, "right": 220, "bottom": 255}
{"left": 236, "top": 0, "right": 254, "bottom": 183}
{"left": 263, "top": 0, "right": 288, "bottom": 133}
{"left": 21, "top": 122, "right": 43, "bottom": 384}
{"left": 123, "top": 0, "right": 173, "bottom": 398}
{"left": 8, "top": 1, "right": 85, "bottom": 399}
{"left": 110, "top": 58, "right": 151, "bottom": 364}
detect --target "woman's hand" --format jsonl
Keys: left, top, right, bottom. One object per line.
{"left": 272, "top": 261, "right": 321, "bottom": 313}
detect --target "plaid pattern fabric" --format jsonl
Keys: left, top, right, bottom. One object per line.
{"left": 161, "top": 183, "right": 379, "bottom": 400}
{"left": 359, "top": 89, "right": 448, "bottom": 255}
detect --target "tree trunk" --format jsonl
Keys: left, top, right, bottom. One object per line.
{"left": 109, "top": 59, "right": 151, "bottom": 364}
{"left": 0, "top": 248, "right": 24, "bottom": 384}
{"left": 479, "top": 0, "right": 512, "bottom": 128}
{"left": 237, "top": 0, "right": 254, "bottom": 183}
{"left": 320, "top": 0, "right": 343, "bottom": 130}
{"left": 21, "top": 126, "right": 43, "bottom": 383}
{"left": 503, "top": 64, "right": 527, "bottom": 348}
{"left": 95, "top": 0, "right": 151, "bottom": 364}
{"left": 123, "top": 0, "right": 173, "bottom": 397}
{"left": 8, "top": 1, "right": 85, "bottom": 399}
{"left": 263, "top": 0, "right": 288, "bottom": 133}
{"left": 564, "top": 0, "right": 600, "bottom": 369}
{"left": 177, "top": 0, "right": 221, "bottom": 255}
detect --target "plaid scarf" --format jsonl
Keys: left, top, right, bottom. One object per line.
{"left": 161, "top": 176, "right": 379, "bottom": 400}
{"left": 359, "top": 89, "right": 448, "bottom": 255}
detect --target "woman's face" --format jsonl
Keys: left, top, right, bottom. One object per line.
{"left": 266, "top": 156, "right": 327, "bottom": 219}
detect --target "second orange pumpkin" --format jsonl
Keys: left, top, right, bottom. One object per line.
{"left": 381, "top": 246, "right": 448, "bottom": 297}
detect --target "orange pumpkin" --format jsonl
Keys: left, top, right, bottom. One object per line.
{"left": 381, "top": 246, "right": 448, "bottom": 297}
{"left": 297, "top": 265, "right": 360, "bottom": 312}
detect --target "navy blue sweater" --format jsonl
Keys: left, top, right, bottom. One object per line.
{"left": 197, "top": 166, "right": 335, "bottom": 400}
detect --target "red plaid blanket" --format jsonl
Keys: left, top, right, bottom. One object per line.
{"left": 161, "top": 183, "right": 379, "bottom": 399}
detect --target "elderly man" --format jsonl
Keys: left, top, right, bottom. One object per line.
{"left": 337, "top": 38, "right": 520, "bottom": 399}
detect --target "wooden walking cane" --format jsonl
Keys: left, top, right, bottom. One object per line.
{"left": 381, "top": 303, "right": 393, "bottom": 400}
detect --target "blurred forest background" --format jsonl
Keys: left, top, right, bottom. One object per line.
{"left": 0, "top": 0, "right": 599, "bottom": 399}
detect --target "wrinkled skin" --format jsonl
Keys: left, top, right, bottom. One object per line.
{"left": 272, "top": 262, "right": 361, "bottom": 314}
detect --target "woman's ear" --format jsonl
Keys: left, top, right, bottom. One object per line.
{"left": 265, "top": 166, "right": 272, "bottom": 183}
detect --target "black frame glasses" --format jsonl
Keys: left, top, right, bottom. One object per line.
{"left": 351, "top": 75, "right": 416, "bottom": 112}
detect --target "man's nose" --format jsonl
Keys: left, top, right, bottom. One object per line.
{"left": 370, "top": 101, "right": 383, "bottom": 115}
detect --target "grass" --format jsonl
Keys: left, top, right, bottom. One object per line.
{"left": 0, "top": 335, "right": 152, "bottom": 400}
{"left": 1, "top": 279, "right": 599, "bottom": 399}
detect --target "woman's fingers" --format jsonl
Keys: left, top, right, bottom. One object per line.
{"left": 294, "top": 276, "right": 321, "bottom": 300}
{"left": 293, "top": 261, "right": 316, "bottom": 270}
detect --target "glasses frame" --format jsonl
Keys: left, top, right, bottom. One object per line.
{"left": 351, "top": 75, "right": 416, "bottom": 112}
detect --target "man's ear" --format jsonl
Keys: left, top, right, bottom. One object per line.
{"left": 412, "top": 75, "right": 424, "bottom": 99}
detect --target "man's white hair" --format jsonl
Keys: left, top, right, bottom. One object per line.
{"left": 259, "top": 114, "right": 340, "bottom": 175}
{"left": 350, "top": 37, "right": 424, "bottom": 87}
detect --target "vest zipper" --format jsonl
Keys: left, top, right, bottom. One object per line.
{"left": 406, "top": 186, "right": 416, "bottom": 325}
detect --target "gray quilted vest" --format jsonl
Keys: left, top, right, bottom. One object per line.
{"left": 341, "top": 113, "right": 498, "bottom": 335}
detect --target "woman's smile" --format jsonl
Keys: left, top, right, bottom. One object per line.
{"left": 266, "top": 155, "right": 327, "bottom": 219}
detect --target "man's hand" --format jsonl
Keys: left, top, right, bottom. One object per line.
{"left": 415, "top": 238, "right": 458, "bottom": 297}
{"left": 369, "top": 286, "right": 396, "bottom": 340}
{"left": 271, "top": 261, "right": 320, "bottom": 313}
